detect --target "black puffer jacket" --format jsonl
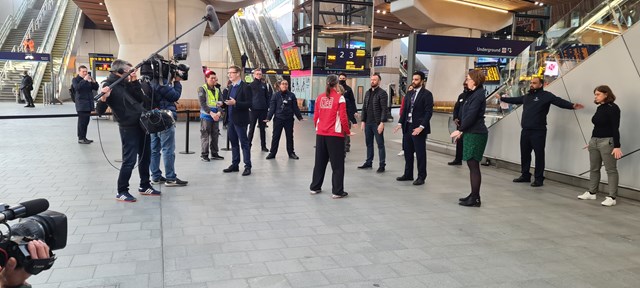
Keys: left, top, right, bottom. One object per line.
{"left": 361, "top": 86, "right": 388, "bottom": 124}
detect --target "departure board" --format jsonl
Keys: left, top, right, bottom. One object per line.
{"left": 325, "top": 48, "right": 366, "bottom": 71}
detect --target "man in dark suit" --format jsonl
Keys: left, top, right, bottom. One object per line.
{"left": 222, "top": 65, "right": 253, "bottom": 176}
{"left": 72, "top": 65, "right": 99, "bottom": 144}
{"left": 394, "top": 71, "right": 433, "bottom": 185}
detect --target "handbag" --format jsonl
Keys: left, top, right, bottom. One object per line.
{"left": 139, "top": 109, "right": 175, "bottom": 134}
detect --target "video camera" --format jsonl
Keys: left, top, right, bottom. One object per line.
{"left": 0, "top": 199, "right": 67, "bottom": 275}
{"left": 140, "top": 54, "right": 190, "bottom": 82}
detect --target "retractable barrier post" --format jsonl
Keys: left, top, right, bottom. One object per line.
{"left": 179, "top": 110, "right": 195, "bottom": 154}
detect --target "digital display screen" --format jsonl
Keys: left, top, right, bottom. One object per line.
{"left": 325, "top": 48, "right": 366, "bottom": 71}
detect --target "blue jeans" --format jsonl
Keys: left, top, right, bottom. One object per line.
{"left": 150, "top": 125, "right": 177, "bottom": 180}
{"left": 228, "top": 121, "right": 251, "bottom": 168}
{"left": 364, "top": 123, "right": 386, "bottom": 167}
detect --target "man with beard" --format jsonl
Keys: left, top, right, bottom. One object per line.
{"left": 499, "top": 77, "right": 584, "bottom": 187}
{"left": 358, "top": 73, "right": 388, "bottom": 173}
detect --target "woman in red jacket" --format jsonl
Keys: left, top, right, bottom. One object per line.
{"left": 310, "top": 74, "right": 351, "bottom": 198}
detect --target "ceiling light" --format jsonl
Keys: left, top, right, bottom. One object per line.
{"left": 376, "top": 9, "right": 380, "bottom": 13}
{"left": 399, "top": 22, "right": 403, "bottom": 25}
{"left": 351, "top": 21, "right": 355, "bottom": 24}
{"left": 103, "top": 19, "right": 107, "bottom": 22}
{"left": 413, "top": 30, "right": 416, "bottom": 33}
{"left": 99, "top": 2, "right": 103, "bottom": 5}
{"left": 445, "top": 0, "right": 509, "bottom": 14}
{"left": 384, "top": 26, "right": 387, "bottom": 29}
{"left": 374, "top": 30, "right": 377, "bottom": 33}
{"left": 382, "top": 11, "right": 386, "bottom": 14}
{"left": 398, "top": 34, "right": 401, "bottom": 36}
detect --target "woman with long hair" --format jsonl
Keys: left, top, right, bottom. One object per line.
{"left": 310, "top": 74, "right": 351, "bottom": 199}
{"left": 450, "top": 70, "right": 489, "bottom": 207}
{"left": 578, "top": 85, "right": 622, "bottom": 206}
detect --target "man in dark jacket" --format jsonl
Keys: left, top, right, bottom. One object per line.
{"left": 265, "top": 79, "right": 303, "bottom": 160}
{"left": 449, "top": 82, "right": 470, "bottom": 165}
{"left": 20, "top": 71, "right": 34, "bottom": 107}
{"left": 147, "top": 74, "right": 188, "bottom": 187}
{"left": 223, "top": 65, "right": 253, "bottom": 176}
{"left": 96, "top": 59, "right": 160, "bottom": 202}
{"left": 358, "top": 73, "right": 388, "bottom": 172}
{"left": 72, "top": 65, "right": 99, "bottom": 144}
{"left": 241, "top": 53, "right": 249, "bottom": 69}
{"left": 248, "top": 69, "right": 271, "bottom": 152}
{"left": 499, "top": 77, "right": 584, "bottom": 187}
{"left": 394, "top": 71, "right": 433, "bottom": 186}
{"left": 339, "top": 73, "right": 357, "bottom": 152}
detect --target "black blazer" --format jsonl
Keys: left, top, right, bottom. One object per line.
{"left": 72, "top": 75, "right": 99, "bottom": 112}
{"left": 398, "top": 87, "right": 434, "bottom": 133}
{"left": 222, "top": 81, "right": 253, "bottom": 126}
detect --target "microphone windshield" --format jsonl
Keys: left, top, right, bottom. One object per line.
{"left": 19, "top": 198, "right": 50, "bottom": 217}
{"left": 206, "top": 5, "right": 221, "bottom": 33}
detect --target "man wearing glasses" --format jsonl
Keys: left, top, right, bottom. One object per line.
{"left": 222, "top": 66, "right": 254, "bottom": 176}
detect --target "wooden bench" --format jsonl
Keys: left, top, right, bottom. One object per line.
{"left": 175, "top": 99, "right": 201, "bottom": 121}
{"left": 433, "top": 101, "right": 456, "bottom": 113}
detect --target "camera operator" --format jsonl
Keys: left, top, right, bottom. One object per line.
{"left": 0, "top": 240, "right": 50, "bottom": 288}
{"left": 96, "top": 59, "right": 161, "bottom": 202}
{"left": 148, "top": 73, "right": 188, "bottom": 187}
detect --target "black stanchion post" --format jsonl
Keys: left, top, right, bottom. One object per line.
{"left": 179, "top": 110, "right": 195, "bottom": 154}
{"left": 221, "top": 125, "right": 231, "bottom": 151}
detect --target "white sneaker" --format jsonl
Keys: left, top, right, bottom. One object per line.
{"left": 398, "top": 151, "right": 404, "bottom": 156}
{"left": 601, "top": 197, "right": 617, "bottom": 206}
{"left": 577, "top": 191, "right": 596, "bottom": 200}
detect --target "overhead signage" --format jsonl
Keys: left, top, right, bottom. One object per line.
{"left": 473, "top": 65, "right": 500, "bottom": 84}
{"left": 89, "top": 53, "right": 115, "bottom": 71}
{"left": 373, "top": 55, "right": 386, "bottom": 67}
{"left": 173, "top": 43, "right": 188, "bottom": 60}
{"left": 243, "top": 68, "right": 290, "bottom": 75}
{"left": 544, "top": 61, "right": 559, "bottom": 76}
{"left": 416, "top": 35, "right": 531, "bottom": 58}
{"left": 0, "top": 52, "right": 51, "bottom": 62}
{"left": 325, "top": 48, "right": 366, "bottom": 71}
{"left": 282, "top": 41, "right": 303, "bottom": 70}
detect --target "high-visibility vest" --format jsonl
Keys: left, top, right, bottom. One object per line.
{"left": 202, "top": 84, "right": 219, "bottom": 106}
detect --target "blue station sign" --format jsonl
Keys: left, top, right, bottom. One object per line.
{"left": 416, "top": 35, "right": 531, "bottom": 58}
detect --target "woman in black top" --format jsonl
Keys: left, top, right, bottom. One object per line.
{"left": 450, "top": 70, "right": 489, "bottom": 207}
{"left": 577, "top": 85, "right": 622, "bottom": 207}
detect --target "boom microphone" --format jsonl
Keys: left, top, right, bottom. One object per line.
{"left": 0, "top": 198, "right": 50, "bottom": 222}
{"left": 205, "top": 5, "right": 221, "bottom": 33}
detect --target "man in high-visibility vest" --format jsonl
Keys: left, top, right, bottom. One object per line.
{"left": 198, "top": 70, "right": 224, "bottom": 161}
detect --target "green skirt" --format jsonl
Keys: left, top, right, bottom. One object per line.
{"left": 462, "top": 133, "right": 488, "bottom": 162}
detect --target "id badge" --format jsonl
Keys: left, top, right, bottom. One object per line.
{"left": 408, "top": 113, "right": 412, "bottom": 118}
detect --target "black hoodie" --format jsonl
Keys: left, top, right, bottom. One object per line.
{"left": 500, "top": 88, "right": 574, "bottom": 130}
{"left": 96, "top": 73, "right": 149, "bottom": 127}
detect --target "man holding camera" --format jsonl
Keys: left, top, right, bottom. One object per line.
{"left": 72, "top": 65, "right": 99, "bottom": 144}
{"left": 97, "top": 59, "right": 161, "bottom": 202}
{"left": 198, "top": 70, "right": 224, "bottom": 162}
{"left": 223, "top": 65, "right": 253, "bottom": 176}
{"left": 0, "top": 240, "right": 50, "bottom": 288}
{"left": 148, "top": 73, "right": 188, "bottom": 187}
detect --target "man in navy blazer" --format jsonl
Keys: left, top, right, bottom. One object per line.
{"left": 72, "top": 65, "right": 99, "bottom": 144}
{"left": 222, "top": 65, "right": 253, "bottom": 176}
{"left": 394, "top": 71, "right": 433, "bottom": 185}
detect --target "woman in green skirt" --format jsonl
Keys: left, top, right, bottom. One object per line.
{"left": 450, "top": 70, "right": 489, "bottom": 207}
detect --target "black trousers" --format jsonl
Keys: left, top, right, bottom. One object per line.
{"left": 310, "top": 135, "right": 346, "bottom": 195}
{"left": 22, "top": 89, "right": 33, "bottom": 106}
{"left": 248, "top": 109, "right": 268, "bottom": 149}
{"left": 403, "top": 127, "right": 427, "bottom": 180}
{"left": 520, "top": 129, "right": 547, "bottom": 181}
{"left": 77, "top": 111, "right": 91, "bottom": 140}
{"left": 270, "top": 118, "right": 295, "bottom": 156}
{"left": 118, "top": 125, "right": 151, "bottom": 194}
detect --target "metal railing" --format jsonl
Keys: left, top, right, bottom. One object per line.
{"left": 0, "top": 0, "right": 35, "bottom": 47}
{"left": 14, "top": 0, "right": 54, "bottom": 53}
{"left": 30, "top": 0, "right": 67, "bottom": 102}
{"left": 55, "top": 2, "right": 82, "bottom": 99}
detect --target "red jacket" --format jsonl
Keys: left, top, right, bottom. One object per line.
{"left": 313, "top": 90, "right": 351, "bottom": 137}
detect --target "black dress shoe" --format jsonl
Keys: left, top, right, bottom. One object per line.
{"left": 396, "top": 175, "right": 413, "bottom": 181}
{"left": 242, "top": 168, "right": 251, "bottom": 176}
{"left": 289, "top": 154, "right": 299, "bottom": 160}
{"left": 201, "top": 155, "right": 210, "bottom": 162}
{"left": 223, "top": 166, "right": 239, "bottom": 173}
{"left": 262, "top": 147, "right": 270, "bottom": 152}
{"left": 357, "top": 164, "right": 372, "bottom": 169}
{"left": 266, "top": 154, "right": 276, "bottom": 159}
{"left": 459, "top": 194, "right": 472, "bottom": 202}
{"left": 459, "top": 196, "right": 481, "bottom": 207}
{"left": 513, "top": 176, "right": 531, "bottom": 183}
{"left": 211, "top": 154, "right": 224, "bottom": 160}
{"left": 412, "top": 178, "right": 425, "bottom": 185}
{"left": 531, "top": 181, "right": 544, "bottom": 187}
{"left": 78, "top": 139, "right": 92, "bottom": 144}
{"left": 448, "top": 161, "right": 462, "bottom": 166}
{"left": 84, "top": 139, "right": 94, "bottom": 143}
{"left": 376, "top": 166, "right": 385, "bottom": 173}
